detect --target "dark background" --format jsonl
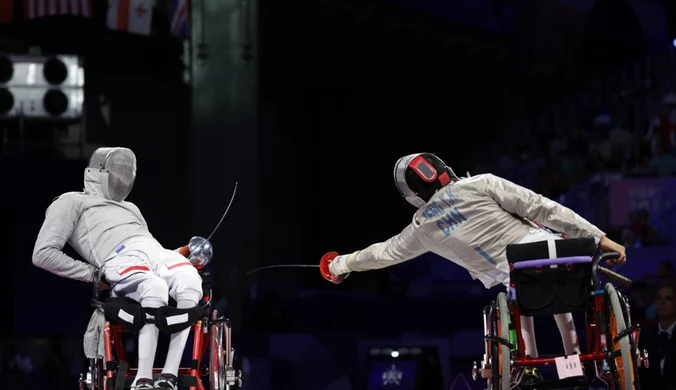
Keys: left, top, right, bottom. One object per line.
{"left": 1, "top": 0, "right": 675, "bottom": 389}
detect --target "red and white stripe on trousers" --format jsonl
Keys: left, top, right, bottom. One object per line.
{"left": 24, "top": 0, "right": 93, "bottom": 19}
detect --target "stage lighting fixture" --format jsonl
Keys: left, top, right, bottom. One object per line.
{"left": 0, "top": 54, "right": 84, "bottom": 121}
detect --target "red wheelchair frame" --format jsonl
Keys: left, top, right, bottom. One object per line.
{"left": 472, "top": 252, "right": 648, "bottom": 390}
{"left": 79, "top": 269, "right": 242, "bottom": 390}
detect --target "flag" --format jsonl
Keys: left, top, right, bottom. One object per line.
{"left": 0, "top": 0, "right": 13, "bottom": 24}
{"left": 170, "top": 0, "right": 189, "bottom": 38}
{"left": 23, "top": 0, "right": 94, "bottom": 20}
{"left": 107, "top": 0, "right": 153, "bottom": 35}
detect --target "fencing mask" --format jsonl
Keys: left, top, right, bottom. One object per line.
{"left": 89, "top": 147, "right": 137, "bottom": 202}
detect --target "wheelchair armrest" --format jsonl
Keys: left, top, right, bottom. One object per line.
{"left": 592, "top": 252, "right": 620, "bottom": 289}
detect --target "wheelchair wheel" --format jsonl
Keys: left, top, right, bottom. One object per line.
{"left": 604, "top": 283, "right": 637, "bottom": 390}
{"left": 210, "top": 310, "right": 228, "bottom": 390}
{"left": 491, "top": 292, "right": 511, "bottom": 390}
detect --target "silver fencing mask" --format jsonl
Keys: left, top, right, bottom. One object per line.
{"left": 89, "top": 147, "right": 137, "bottom": 202}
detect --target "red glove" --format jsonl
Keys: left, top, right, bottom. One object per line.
{"left": 178, "top": 245, "right": 190, "bottom": 258}
{"left": 319, "top": 252, "right": 349, "bottom": 284}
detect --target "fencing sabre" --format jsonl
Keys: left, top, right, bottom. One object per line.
{"left": 205, "top": 181, "right": 238, "bottom": 242}
{"left": 191, "top": 182, "right": 238, "bottom": 257}
{"left": 246, "top": 264, "right": 319, "bottom": 275}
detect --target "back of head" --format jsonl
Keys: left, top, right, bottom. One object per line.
{"left": 393, "top": 153, "right": 457, "bottom": 208}
{"left": 88, "top": 147, "right": 137, "bottom": 202}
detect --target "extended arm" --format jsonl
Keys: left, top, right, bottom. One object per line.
{"left": 329, "top": 222, "right": 427, "bottom": 276}
{"left": 32, "top": 194, "right": 97, "bottom": 282}
{"left": 483, "top": 174, "right": 605, "bottom": 243}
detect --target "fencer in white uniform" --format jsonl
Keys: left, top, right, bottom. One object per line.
{"left": 320, "top": 153, "right": 627, "bottom": 384}
{"left": 33, "top": 147, "right": 203, "bottom": 390}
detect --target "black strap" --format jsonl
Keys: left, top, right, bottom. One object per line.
{"left": 484, "top": 335, "right": 514, "bottom": 349}
{"left": 115, "top": 360, "right": 128, "bottom": 390}
{"left": 613, "top": 324, "right": 639, "bottom": 345}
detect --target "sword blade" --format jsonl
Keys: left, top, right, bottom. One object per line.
{"left": 206, "top": 181, "right": 238, "bottom": 242}
{"left": 246, "top": 264, "right": 320, "bottom": 275}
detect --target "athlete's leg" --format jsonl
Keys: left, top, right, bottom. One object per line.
{"left": 155, "top": 250, "right": 203, "bottom": 388}
{"left": 517, "top": 229, "right": 581, "bottom": 356}
{"left": 103, "top": 253, "right": 169, "bottom": 389}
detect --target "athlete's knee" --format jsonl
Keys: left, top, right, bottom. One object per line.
{"left": 138, "top": 274, "right": 169, "bottom": 308}
{"left": 170, "top": 267, "right": 203, "bottom": 304}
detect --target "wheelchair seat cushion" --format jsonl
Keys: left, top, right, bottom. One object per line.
{"left": 103, "top": 297, "right": 146, "bottom": 331}
{"left": 506, "top": 237, "right": 596, "bottom": 316}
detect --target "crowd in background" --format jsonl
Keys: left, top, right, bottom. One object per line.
{"left": 489, "top": 92, "right": 676, "bottom": 200}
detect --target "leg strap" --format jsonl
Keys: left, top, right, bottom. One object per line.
{"left": 155, "top": 305, "right": 206, "bottom": 334}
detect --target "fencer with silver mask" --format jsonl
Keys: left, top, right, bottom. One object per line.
{"left": 32, "top": 147, "right": 211, "bottom": 390}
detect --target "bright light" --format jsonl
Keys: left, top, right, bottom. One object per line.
{"left": 673, "top": 38, "right": 676, "bottom": 48}
{"left": 390, "top": 351, "right": 399, "bottom": 358}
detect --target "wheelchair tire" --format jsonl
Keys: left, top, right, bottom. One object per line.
{"left": 491, "top": 292, "right": 510, "bottom": 390}
{"left": 209, "top": 310, "right": 228, "bottom": 390}
{"left": 604, "top": 283, "right": 636, "bottom": 390}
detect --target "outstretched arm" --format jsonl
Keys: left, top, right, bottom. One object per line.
{"left": 482, "top": 174, "right": 605, "bottom": 243}
{"left": 32, "top": 194, "right": 97, "bottom": 282}
{"left": 329, "top": 222, "right": 427, "bottom": 276}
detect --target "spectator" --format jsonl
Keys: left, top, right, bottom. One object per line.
{"left": 647, "top": 262, "right": 675, "bottom": 282}
{"left": 638, "top": 283, "right": 676, "bottom": 390}
{"left": 629, "top": 149, "right": 653, "bottom": 176}
{"left": 566, "top": 155, "right": 588, "bottom": 185}
{"left": 646, "top": 93, "right": 676, "bottom": 155}
{"left": 565, "top": 126, "right": 590, "bottom": 159}
{"left": 608, "top": 118, "right": 633, "bottom": 157}
{"left": 621, "top": 228, "right": 642, "bottom": 248}
{"left": 630, "top": 209, "right": 659, "bottom": 246}
{"left": 606, "top": 142, "right": 626, "bottom": 171}
{"left": 588, "top": 116, "right": 613, "bottom": 162}
{"left": 629, "top": 281, "right": 650, "bottom": 323}
{"left": 650, "top": 143, "right": 676, "bottom": 176}
{"left": 549, "top": 129, "right": 569, "bottom": 160}
{"left": 42, "top": 338, "right": 72, "bottom": 390}
{"left": 1, "top": 344, "right": 32, "bottom": 390}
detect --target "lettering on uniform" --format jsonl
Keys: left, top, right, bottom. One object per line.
{"left": 421, "top": 201, "right": 445, "bottom": 221}
{"left": 421, "top": 188, "right": 461, "bottom": 221}
{"left": 438, "top": 188, "right": 460, "bottom": 207}
{"left": 436, "top": 207, "right": 468, "bottom": 236}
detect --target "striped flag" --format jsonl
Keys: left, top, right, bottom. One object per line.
{"left": 107, "top": 0, "right": 153, "bottom": 35}
{"left": 170, "top": 0, "right": 189, "bottom": 38}
{"left": 23, "top": 0, "right": 93, "bottom": 20}
{"left": 0, "top": 0, "right": 13, "bottom": 24}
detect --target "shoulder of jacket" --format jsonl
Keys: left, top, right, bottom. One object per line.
{"left": 122, "top": 200, "right": 140, "bottom": 210}
{"left": 456, "top": 173, "right": 495, "bottom": 186}
{"left": 49, "top": 192, "right": 87, "bottom": 212}
{"left": 51, "top": 191, "right": 82, "bottom": 203}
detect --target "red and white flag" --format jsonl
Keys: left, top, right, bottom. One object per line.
{"left": 23, "top": 0, "right": 94, "bottom": 20}
{"left": 107, "top": 0, "right": 153, "bottom": 35}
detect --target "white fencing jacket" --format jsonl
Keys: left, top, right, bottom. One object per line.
{"left": 329, "top": 174, "right": 605, "bottom": 288}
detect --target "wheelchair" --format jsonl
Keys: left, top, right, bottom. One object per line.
{"left": 79, "top": 269, "right": 243, "bottom": 390}
{"left": 471, "top": 238, "right": 648, "bottom": 390}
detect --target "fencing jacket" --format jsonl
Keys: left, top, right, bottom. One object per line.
{"left": 329, "top": 173, "right": 605, "bottom": 288}
{"left": 32, "top": 168, "right": 155, "bottom": 282}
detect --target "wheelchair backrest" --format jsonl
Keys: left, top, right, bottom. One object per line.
{"left": 506, "top": 238, "right": 596, "bottom": 317}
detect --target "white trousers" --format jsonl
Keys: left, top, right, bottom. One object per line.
{"left": 102, "top": 237, "right": 203, "bottom": 307}
{"left": 102, "top": 237, "right": 204, "bottom": 382}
